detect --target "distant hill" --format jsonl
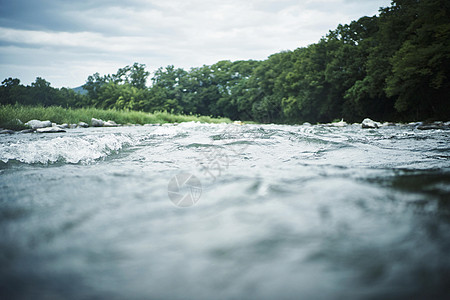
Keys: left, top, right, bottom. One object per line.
{"left": 72, "top": 86, "right": 88, "bottom": 95}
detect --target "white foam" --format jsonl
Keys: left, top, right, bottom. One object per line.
{"left": 0, "top": 133, "right": 137, "bottom": 164}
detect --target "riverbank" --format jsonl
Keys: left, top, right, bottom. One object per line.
{"left": 1, "top": 105, "right": 449, "bottom": 134}
{"left": 0, "top": 105, "right": 231, "bottom": 131}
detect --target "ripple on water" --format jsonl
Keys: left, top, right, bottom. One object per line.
{"left": 0, "top": 123, "right": 450, "bottom": 299}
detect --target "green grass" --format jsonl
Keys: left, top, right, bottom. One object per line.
{"left": 0, "top": 105, "right": 231, "bottom": 130}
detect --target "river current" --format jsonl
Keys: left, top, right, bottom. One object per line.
{"left": 1, "top": 122, "right": 449, "bottom": 299}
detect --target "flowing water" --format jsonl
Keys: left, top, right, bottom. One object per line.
{"left": 1, "top": 123, "right": 449, "bottom": 299}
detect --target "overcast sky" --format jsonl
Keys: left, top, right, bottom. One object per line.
{"left": 0, "top": 0, "right": 392, "bottom": 88}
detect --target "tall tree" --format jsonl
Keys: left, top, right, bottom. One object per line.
{"left": 386, "top": 0, "right": 450, "bottom": 119}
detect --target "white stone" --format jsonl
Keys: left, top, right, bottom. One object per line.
{"left": 103, "top": 120, "right": 118, "bottom": 127}
{"left": 36, "top": 127, "right": 66, "bottom": 133}
{"left": 362, "top": 118, "right": 379, "bottom": 129}
{"left": 91, "top": 118, "right": 104, "bottom": 127}
{"left": 25, "top": 119, "right": 52, "bottom": 129}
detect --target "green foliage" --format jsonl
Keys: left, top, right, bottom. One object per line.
{"left": 112, "top": 63, "right": 150, "bottom": 89}
{"left": 386, "top": 0, "right": 450, "bottom": 119}
{"left": 0, "top": 77, "right": 88, "bottom": 108}
{"left": 0, "top": 104, "right": 230, "bottom": 129}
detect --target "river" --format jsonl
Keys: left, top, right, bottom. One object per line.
{"left": 1, "top": 122, "right": 449, "bottom": 299}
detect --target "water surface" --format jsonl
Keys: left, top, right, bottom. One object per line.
{"left": 1, "top": 123, "right": 449, "bottom": 299}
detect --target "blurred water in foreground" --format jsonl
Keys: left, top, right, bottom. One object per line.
{"left": 1, "top": 123, "right": 449, "bottom": 299}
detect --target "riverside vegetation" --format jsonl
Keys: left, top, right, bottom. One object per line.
{"left": 1, "top": 0, "right": 449, "bottom": 128}
{"left": 0, "top": 105, "right": 231, "bottom": 131}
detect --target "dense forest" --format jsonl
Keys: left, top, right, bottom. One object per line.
{"left": 1, "top": 0, "right": 449, "bottom": 123}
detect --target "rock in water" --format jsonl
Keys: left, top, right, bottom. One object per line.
{"left": 0, "top": 129, "right": 15, "bottom": 134}
{"left": 417, "top": 124, "right": 442, "bottom": 130}
{"left": 103, "top": 120, "right": 118, "bottom": 127}
{"left": 36, "top": 127, "right": 66, "bottom": 133}
{"left": 25, "top": 120, "right": 52, "bottom": 129}
{"left": 78, "top": 122, "right": 89, "bottom": 128}
{"left": 417, "top": 122, "right": 450, "bottom": 130}
{"left": 362, "top": 118, "right": 379, "bottom": 129}
{"left": 91, "top": 118, "right": 104, "bottom": 127}
{"left": 57, "top": 123, "right": 69, "bottom": 129}
{"left": 19, "top": 129, "right": 35, "bottom": 133}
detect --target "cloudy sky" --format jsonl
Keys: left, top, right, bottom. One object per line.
{"left": 0, "top": 0, "right": 392, "bottom": 88}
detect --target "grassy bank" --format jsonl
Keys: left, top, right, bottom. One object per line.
{"left": 0, "top": 105, "right": 231, "bottom": 130}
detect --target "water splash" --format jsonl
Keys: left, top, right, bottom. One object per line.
{"left": 0, "top": 133, "right": 138, "bottom": 164}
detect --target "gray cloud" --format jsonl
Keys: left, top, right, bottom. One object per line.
{"left": 0, "top": 0, "right": 392, "bottom": 87}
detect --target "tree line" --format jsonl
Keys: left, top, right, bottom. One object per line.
{"left": 1, "top": 0, "right": 449, "bottom": 123}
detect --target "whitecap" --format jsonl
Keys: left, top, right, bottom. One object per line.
{"left": 0, "top": 133, "right": 137, "bottom": 164}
